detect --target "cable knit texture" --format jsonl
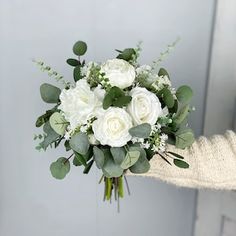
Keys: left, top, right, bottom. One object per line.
{"left": 129, "top": 131, "right": 236, "bottom": 190}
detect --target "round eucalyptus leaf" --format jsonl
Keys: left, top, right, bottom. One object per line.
{"left": 176, "top": 85, "right": 193, "bottom": 103}
{"left": 110, "top": 147, "right": 126, "bottom": 165}
{"left": 129, "top": 148, "right": 150, "bottom": 173}
{"left": 73, "top": 41, "right": 87, "bottom": 56}
{"left": 49, "top": 112, "right": 67, "bottom": 135}
{"left": 120, "top": 150, "right": 140, "bottom": 169}
{"left": 40, "top": 83, "right": 61, "bottom": 103}
{"left": 102, "top": 155, "right": 123, "bottom": 178}
{"left": 50, "top": 157, "right": 70, "bottom": 179}
{"left": 93, "top": 146, "right": 105, "bottom": 169}
{"left": 129, "top": 123, "right": 151, "bottom": 138}
{"left": 69, "top": 133, "right": 90, "bottom": 155}
{"left": 175, "top": 128, "right": 195, "bottom": 149}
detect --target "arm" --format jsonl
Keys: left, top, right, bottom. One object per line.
{"left": 131, "top": 130, "right": 236, "bottom": 190}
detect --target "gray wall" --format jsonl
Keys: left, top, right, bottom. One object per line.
{"left": 0, "top": 0, "right": 215, "bottom": 235}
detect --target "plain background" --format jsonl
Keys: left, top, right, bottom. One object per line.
{"left": 0, "top": 0, "right": 216, "bottom": 235}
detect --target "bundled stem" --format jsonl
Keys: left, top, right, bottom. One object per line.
{"left": 102, "top": 175, "right": 128, "bottom": 212}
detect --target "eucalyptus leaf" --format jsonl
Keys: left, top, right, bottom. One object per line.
{"left": 35, "top": 109, "right": 55, "bottom": 127}
{"left": 103, "top": 158, "right": 124, "bottom": 178}
{"left": 74, "top": 151, "right": 87, "bottom": 166}
{"left": 120, "top": 150, "right": 140, "bottom": 169}
{"left": 73, "top": 41, "right": 87, "bottom": 56}
{"left": 110, "top": 147, "right": 126, "bottom": 165}
{"left": 173, "top": 105, "right": 190, "bottom": 125}
{"left": 103, "top": 93, "right": 113, "bottom": 109}
{"left": 116, "top": 48, "right": 136, "bottom": 61}
{"left": 162, "top": 88, "right": 175, "bottom": 108}
{"left": 93, "top": 146, "right": 105, "bottom": 169}
{"left": 173, "top": 159, "right": 189, "bottom": 168}
{"left": 129, "top": 123, "right": 151, "bottom": 138}
{"left": 103, "top": 86, "right": 131, "bottom": 109}
{"left": 112, "top": 95, "right": 132, "bottom": 108}
{"left": 49, "top": 112, "right": 68, "bottom": 135}
{"left": 73, "top": 66, "right": 82, "bottom": 82}
{"left": 69, "top": 133, "right": 90, "bottom": 155}
{"left": 129, "top": 147, "right": 150, "bottom": 173}
{"left": 40, "top": 83, "right": 61, "bottom": 103}
{"left": 158, "top": 68, "right": 169, "bottom": 78}
{"left": 176, "top": 85, "right": 193, "bottom": 103}
{"left": 73, "top": 156, "right": 82, "bottom": 166}
{"left": 50, "top": 157, "right": 70, "bottom": 179}
{"left": 175, "top": 128, "right": 195, "bottom": 149}
{"left": 66, "top": 58, "right": 79, "bottom": 67}
{"left": 40, "top": 122, "right": 60, "bottom": 150}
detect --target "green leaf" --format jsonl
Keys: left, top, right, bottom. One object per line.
{"left": 40, "top": 83, "right": 61, "bottom": 103}
{"left": 50, "top": 157, "right": 70, "bottom": 179}
{"left": 129, "top": 123, "right": 152, "bottom": 138}
{"left": 175, "top": 128, "right": 195, "bottom": 149}
{"left": 35, "top": 109, "right": 55, "bottom": 127}
{"left": 64, "top": 140, "right": 71, "bottom": 151}
{"left": 83, "top": 160, "right": 94, "bottom": 174}
{"left": 176, "top": 85, "right": 193, "bottom": 103}
{"left": 103, "top": 86, "right": 131, "bottom": 109}
{"left": 66, "top": 58, "right": 79, "bottom": 67}
{"left": 173, "top": 159, "right": 189, "bottom": 168}
{"left": 103, "top": 158, "right": 124, "bottom": 178}
{"left": 49, "top": 112, "right": 68, "bottom": 135}
{"left": 93, "top": 146, "right": 105, "bottom": 169}
{"left": 110, "top": 147, "right": 126, "bottom": 165}
{"left": 73, "top": 41, "right": 87, "bottom": 56}
{"left": 74, "top": 151, "right": 87, "bottom": 166}
{"left": 158, "top": 68, "right": 169, "bottom": 78}
{"left": 173, "top": 105, "right": 190, "bottom": 125}
{"left": 162, "top": 88, "right": 175, "bottom": 108}
{"left": 73, "top": 66, "right": 82, "bottom": 82}
{"left": 120, "top": 150, "right": 140, "bottom": 169}
{"left": 167, "top": 151, "right": 184, "bottom": 159}
{"left": 112, "top": 96, "right": 132, "bottom": 108}
{"left": 129, "top": 147, "right": 150, "bottom": 173}
{"left": 103, "top": 93, "right": 113, "bottom": 109}
{"left": 116, "top": 48, "right": 136, "bottom": 61}
{"left": 73, "top": 156, "right": 82, "bottom": 166}
{"left": 69, "top": 133, "right": 90, "bottom": 155}
{"left": 40, "top": 122, "right": 60, "bottom": 150}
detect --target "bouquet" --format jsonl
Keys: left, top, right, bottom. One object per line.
{"left": 34, "top": 40, "right": 195, "bottom": 207}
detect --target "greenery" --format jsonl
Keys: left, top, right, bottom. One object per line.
{"left": 34, "top": 39, "right": 195, "bottom": 207}
{"left": 73, "top": 41, "right": 87, "bottom": 56}
{"left": 129, "top": 123, "right": 151, "bottom": 138}
{"left": 103, "top": 86, "right": 131, "bottom": 109}
{"left": 49, "top": 112, "right": 68, "bottom": 135}
{"left": 40, "top": 83, "right": 61, "bottom": 103}
{"left": 69, "top": 133, "right": 90, "bottom": 155}
{"left": 50, "top": 157, "right": 70, "bottom": 179}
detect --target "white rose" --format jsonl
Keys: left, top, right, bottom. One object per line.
{"left": 127, "top": 87, "right": 162, "bottom": 125}
{"left": 101, "top": 59, "right": 135, "bottom": 89}
{"left": 92, "top": 107, "right": 133, "bottom": 147}
{"left": 59, "top": 79, "right": 102, "bottom": 129}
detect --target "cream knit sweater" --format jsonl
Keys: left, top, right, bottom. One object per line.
{"left": 130, "top": 130, "right": 236, "bottom": 190}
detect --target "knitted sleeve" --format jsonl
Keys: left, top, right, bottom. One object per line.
{"left": 129, "top": 130, "right": 236, "bottom": 190}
